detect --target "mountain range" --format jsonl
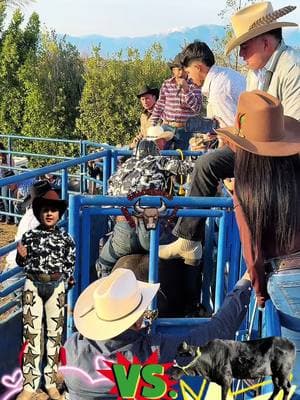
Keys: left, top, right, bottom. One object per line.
{"left": 64, "top": 24, "right": 300, "bottom": 59}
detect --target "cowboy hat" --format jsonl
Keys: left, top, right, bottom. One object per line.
{"left": 168, "top": 53, "right": 183, "bottom": 69}
{"left": 32, "top": 190, "right": 67, "bottom": 222}
{"left": 146, "top": 126, "right": 175, "bottom": 141}
{"left": 216, "top": 90, "right": 300, "bottom": 156}
{"left": 225, "top": 2, "right": 297, "bottom": 55}
{"left": 136, "top": 85, "right": 159, "bottom": 99}
{"left": 22, "top": 180, "right": 52, "bottom": 209}
{"left": 74, "top": 268, "right": 160, "bottom": 340}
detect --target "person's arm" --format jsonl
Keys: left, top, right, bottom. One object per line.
{"left": 16, "top": 234, "right": 28, "bottom": 267}
{"left": 180, "top": 81, "right": 202, "bottom": 114}
{"left": 150, "top": 85, "right": 166, "bottom": 125}
{"left": 157, "top": 278, "right": 252, "bottom": 362}
{"left": 64, "top": 234, "right": 76, "bottom": 281}
{"left": 280, "top": 62, "right": 300, "bottom": 120}
{"left": 233, "top": 194, "right": 267, "bottom": 307}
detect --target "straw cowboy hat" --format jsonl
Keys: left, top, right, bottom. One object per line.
{"left": 32, "top": 190, "right": 67, "bottom": 222}
{"left": 74, "top": 268, "right": 159, "bottom": 340}
{"left": 225, "top": 2, "right": 297, "bottom": 55}
{"left": 216, "top": 90, "right": 300, "bottom": 156}
{"left": 146, "top": 126, "right": 175, "bottom": 142}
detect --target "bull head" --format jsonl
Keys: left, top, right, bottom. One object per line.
{"left": 133, "top": 199, "right": 167, "bottom": 230}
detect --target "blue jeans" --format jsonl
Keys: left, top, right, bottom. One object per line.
{"left": 98, "top": 221, "right": 150, "bottom": 277}
{"left": 162, "top": 124, "right": 191, "bottom": 150}
{"left": 98, "top": 220, "right": 175, "bottom": 277}
{"left": 267, "top": 269, "right": 300, "bottom": 396}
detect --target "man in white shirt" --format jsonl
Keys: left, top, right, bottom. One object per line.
{"left": 159, "top": 2, "right": 299, "bottom": 265}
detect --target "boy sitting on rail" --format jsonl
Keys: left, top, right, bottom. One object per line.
{"left": 16, "top": 190, "right": 76, "bottom": 400}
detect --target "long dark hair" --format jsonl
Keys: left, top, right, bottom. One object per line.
{"left": 235, "top": 148, "right": 299, "bottom": 254}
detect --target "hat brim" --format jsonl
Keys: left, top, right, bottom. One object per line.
{"left": 216, "top": 116, "right": 300, "bottom": 156}
{"left": 32, "top": 197, "right": 67, "bottom": 221}
{"left": 225, "top": 21, "right": 298, "bottom": 55}
{"left": 74, "top": 278, "right": 159, "bottom": 340}
{"left": 137, "top": 89, "right": 159, "bottom": 99}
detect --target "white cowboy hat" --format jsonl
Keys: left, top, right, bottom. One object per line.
{"left": 74, "top": 268, "right": 160, "bottom": 340}
{"left": 146, "top": 126, "right": 175, "bottom": 141}
{"left": 225, "top": 2, "right": 297, "bottom": 55}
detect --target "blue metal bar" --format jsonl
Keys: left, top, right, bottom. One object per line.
{"left": 0, "top": 266, "right": 23, "bottom": 282}
{"left": 0, "top": 133, "right": 80, "bottom": 144}
{"left": 61, "top": 168, "right": 68, "bottom": 201}
{"left": 103, "top": 150, "right": 111, "bottom": 195}
{"left": 202, "top": 217, "right": 215, "bottom": 312}
{"left": 228, "top": 212, "right": 242, "bottom": 291}
{"left": 67, "top": 194, "right": 81, "bottom": 337}
{"left": 78, "top": 195, "right": 233, "bottom": 209}
{"left": 81, "top": 208, "right": 91, "bottom": 292}
{"left": 0, "top": 150, "right": 110, "bottom": 188}
{"left": 5, "top": 150, "right": 73, "bottom": 160}
{"left": 80, "top": 140, "right": 86, "bottom": 193}
{"left": 149, "top": 226, "right": 160, "bottom": 314}
{"left": 215, "top": 210, "right": 228, "bottom": 311}
{"left": 0, "top": 242, "right": 17, "bottom": 257}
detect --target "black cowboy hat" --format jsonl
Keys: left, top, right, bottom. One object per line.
{"left": 168, "top": 53, "right": 183, "bottom": 69}
{"left": 136, "top": 85, "right": 159, "bottom": 99}
{"left": 22, "top": 180, "right": 52, "bottom": 209}
{"left": 32, "top": 190, "right": 67, "bottom": 222}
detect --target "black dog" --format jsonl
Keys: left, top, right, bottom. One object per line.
{"left": 170, "top": 337, "right": 295, "bottom": 400}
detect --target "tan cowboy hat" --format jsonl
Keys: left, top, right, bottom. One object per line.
{"left": 225, "top": 2, "right": 297, "bottom": 55}
{"left": 74, "top": 268, "right": 160, "bottom": 340}
{"left": 146, "top": 126, "right": 175, "bottom": 141}
{"left": 216, "top": 90, "right": 300, "bottom": 156}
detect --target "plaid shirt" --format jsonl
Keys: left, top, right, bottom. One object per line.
{"left": 150, "top": 77, "right": 202, "bottom": 125}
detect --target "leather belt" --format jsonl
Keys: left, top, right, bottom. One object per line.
{"left": 27, "top": 272, "right": 63, "bottom": 282}
{"left": 265, "top": 252, "right": 300, "bottom": 273}
{"left": 163, "top": 120, "right": 185, "bottom": 128}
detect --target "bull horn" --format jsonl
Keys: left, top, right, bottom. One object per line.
{"left": 134, "top": 199, "right": 144, "bottom": 214}
{"left": 157, "top": 200, "right": 167, "bottom": 213}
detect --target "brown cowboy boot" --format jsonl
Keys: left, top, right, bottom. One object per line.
{"left": 15, "top": 390, "right": 35, "bottom": 400}
{"left": 46, "top": 387, "right": 64, "bottom": 400}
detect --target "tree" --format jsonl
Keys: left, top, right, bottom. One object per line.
{"left": 0, "top": 9, "right": 40, "bottom": 133}
{"left": 19, "top": 31, "right": 84, "bottom": 163}
{"left": 77, "top": 43, "right": 169, "bottom": 146}
{"left": 213, "top": 0, "right": 257, "bottom": 70}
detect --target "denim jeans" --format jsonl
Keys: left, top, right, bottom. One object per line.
{"left": 162, "top": 124, "right": 191, "bottom": 150}
{"left": 267, "top": 269, "right": 300, "bottom": 396}
{"left": 98, "top": 220, "right": 175, "bottom": 277}
{"left": 173, "top": 146, "right": 235, "bottom": 241}
{"left": 98, "top": 221, "right": 150, "bottom": 277}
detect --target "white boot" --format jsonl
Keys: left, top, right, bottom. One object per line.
{"left": 159, "top": 238, "right": 202, "bottom": 266}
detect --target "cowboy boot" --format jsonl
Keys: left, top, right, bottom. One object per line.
{"left": 15, "top": 390, "right": 35, "bottom": 400}
{"left": 159, "top": 238, "right": 202, "bottom": 266}
{"left": 46, "top": 387, "right": 64, "bottom": 400}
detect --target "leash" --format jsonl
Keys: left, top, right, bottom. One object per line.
{"left": 173, "top": 347, "right": 202, "bottom": 375}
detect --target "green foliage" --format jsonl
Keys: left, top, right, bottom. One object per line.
{"left": 76, "top": 43, "right": 169, "bottom": 145}
{"left": 0, "top": 9, "right": 40, "bottom": 133}
{"left": 18, "top": 31, "right": 84, "bottom": 165}
{"left": 212, "top": 0, "right": 257, "bottom": 70}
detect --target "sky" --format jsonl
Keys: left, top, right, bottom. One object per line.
{"left": 16, "top": 0, "right": 300, "bottom": 37}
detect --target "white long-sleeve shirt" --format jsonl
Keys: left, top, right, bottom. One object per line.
{"left": 202, "top": 65, "right": 246, "bottom": 127}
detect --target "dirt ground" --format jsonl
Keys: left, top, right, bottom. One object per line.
{"left": 0, "top": 222, "right": 17, "bottom": 271}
